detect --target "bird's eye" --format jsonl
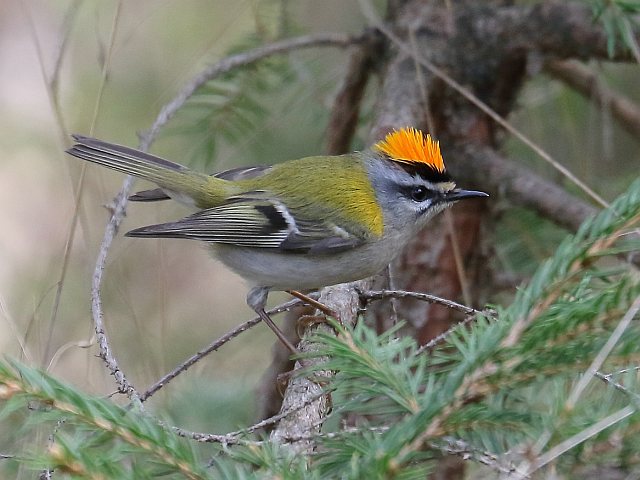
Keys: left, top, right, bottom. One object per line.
{"left": 410, "top": 185, "right": 433, "bottom": 202}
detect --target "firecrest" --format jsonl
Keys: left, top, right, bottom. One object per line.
{"left": 67, "top": 127, "right": 488, "bottom": 353}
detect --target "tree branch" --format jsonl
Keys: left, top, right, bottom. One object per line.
{"left": 139, "top": 32, "right": 358, "bottom": 149}
{"left": 324, "top": 31, "right": 381, "bottom": 155}
{"left": 140, "top": 297, "right": 311, "bottom": 402}
{"left": 359, "top": 289, "right": 481, "bottom": 316}
{"left": 269, "top": 282, "right": 365, "bottom": 453}
{"left": 449, "top": 145, "right": 598, "bottom": 232}
{"left": 91, "top": 179, "right": 140, "bottom": 403}
{"left": 545, "top": 59, "right": 640, "bottom": 139}
{"left": 526, "top": 1, "right": 639, "bottom": 61}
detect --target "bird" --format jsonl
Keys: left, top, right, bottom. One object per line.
{"left": 66, "top": 127, "right": 488, "bottom": 354}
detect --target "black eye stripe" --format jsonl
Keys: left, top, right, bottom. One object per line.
{"left": 404, "top": 185, "right": 436, "bottom": 202}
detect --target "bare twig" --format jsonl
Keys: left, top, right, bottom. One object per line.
{"left": 595, "top": 370, "right": 640, "bottom": 403}
{"left": 415, "top": 314, "right": 483, "bottom": 356}
{"left": 230, "top": 390, "right": 330, "bottom": 438}
{"left": 566, "top": 294, "right": 640, "bottom": 409}
{"left": 171, "top": 427, "right": 251, "bottom": 446}
{"left": 92, "top": 180, "right": 140, "bottom": 403}
{"left": 172, "top": 390, "right": 330, "bottom": 447}
{"left": 451, "top": 145, "right": 597, "bottom": 233}
{"left": 435, "top": 437, "right": 518, "bottom": 476}
{"left": 359, "top": 289, "right": 481, "bottom": 316}
{"left": 139, "top": 32, "right": 357, "bottom": 150}
{"left": 545, "top": 59, "right": 640, "bottom": 140}
{"left": 140, "top": 297, "right": 315, "bottom": 401}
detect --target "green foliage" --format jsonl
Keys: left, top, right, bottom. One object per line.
{"left": 588, "top": 0, "right": 640, "bottom": 57}
{"left": 0, "top": 360, "right": 212, "bottom": 479}
{"left": 166, "top": 33, "right": 297, "bottom": 169}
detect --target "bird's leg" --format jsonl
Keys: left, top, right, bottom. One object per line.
{"left": 286, "top": 290, "right": 342, "bottom": 338}
{"left": 247, "top": 286, "right": 299, "bottom": 356}
{"left": 286, "top": 290, "right": 340, "bottom": 321}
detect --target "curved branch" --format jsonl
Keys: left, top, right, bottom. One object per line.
{"left": 545, "top": 59, "right": 640, "bottom": 139}
{"left": 91, "top": 178, "right": 140, "bottom": 402}
{"left": 139, "top": 32, "right": 358, "bottom": 150}
{"left": 91, "top": 32, "right": 357, "bottom": 400}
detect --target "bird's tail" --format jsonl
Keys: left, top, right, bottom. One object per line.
{"left": 66, "top": 135, "right": 226, "bottom": 206}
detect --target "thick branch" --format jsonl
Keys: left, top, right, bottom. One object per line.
{"left": 545, "top": 59, "right": 640, "bottom": 139}
{"left": 448, "top": 145, "right": 598, "bottom": 232}
{"left": 270, "top": 282, "right": 364, "bottom": 453}
{"left": 324, "top": 32, "right": 381, "bottom": 155}
{"left": 463, "top": 0, "right": 640, "bottom": 63}
{"left": 526, "top": 1, "right": 639, "bottom": 61}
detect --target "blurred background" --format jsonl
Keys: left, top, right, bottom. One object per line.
{"left": 0, "top": 0, "right": 638, "bottom": 451}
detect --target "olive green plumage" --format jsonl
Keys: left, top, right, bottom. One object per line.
{"left": 66, "top": 129, "right": 487, "bottom": 353}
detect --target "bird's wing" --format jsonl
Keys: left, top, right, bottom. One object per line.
{"left": 125, "top": 196, "right": 364, "bottom": 254}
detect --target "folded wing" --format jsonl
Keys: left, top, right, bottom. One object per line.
{"left": 126, "top": 196, "right": 363, "bottom": 254}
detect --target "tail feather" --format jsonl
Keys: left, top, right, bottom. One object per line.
{"left": 67, "top": 135, "right": 194, "bottom": 180}
{"left": 66, "top": 135, "right": 222, "bottom": 206}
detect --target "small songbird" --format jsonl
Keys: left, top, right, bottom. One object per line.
{"left": 67, "top": 127, "right": 487, "bottom": 353}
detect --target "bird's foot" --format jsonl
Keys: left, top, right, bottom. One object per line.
{"left": 286, "top": 290, "right": 342, "bottom": 325}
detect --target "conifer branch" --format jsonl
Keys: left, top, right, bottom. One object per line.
{"left": 0, "top": 361, "right": 210, "bottom": 479}
{"left": 387, "top": 179, "right": 640, "bottom": 469}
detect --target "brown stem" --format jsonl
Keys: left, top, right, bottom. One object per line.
{"left": 545, "top": 59, "right": 640, "bottom": 140}
{"left": 324, "top": 32, "right": 382, "bottom": 155}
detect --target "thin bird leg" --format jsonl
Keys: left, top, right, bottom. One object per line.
{"left": 255, "top": 308, "right": 299, "bottom": 356}
{"left": 286, "top": 290, "right": 339, "bottom": 320}
{"left": 247, "top": 286, "right": 299, "bottom": 355}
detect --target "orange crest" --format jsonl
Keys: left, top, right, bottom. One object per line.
{"left": 374, "top": 127, "right": 445, "bottom": 172}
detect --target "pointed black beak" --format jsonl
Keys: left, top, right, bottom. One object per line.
{"left": 444, "top": 189, "right": 489, "bottom": 202}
